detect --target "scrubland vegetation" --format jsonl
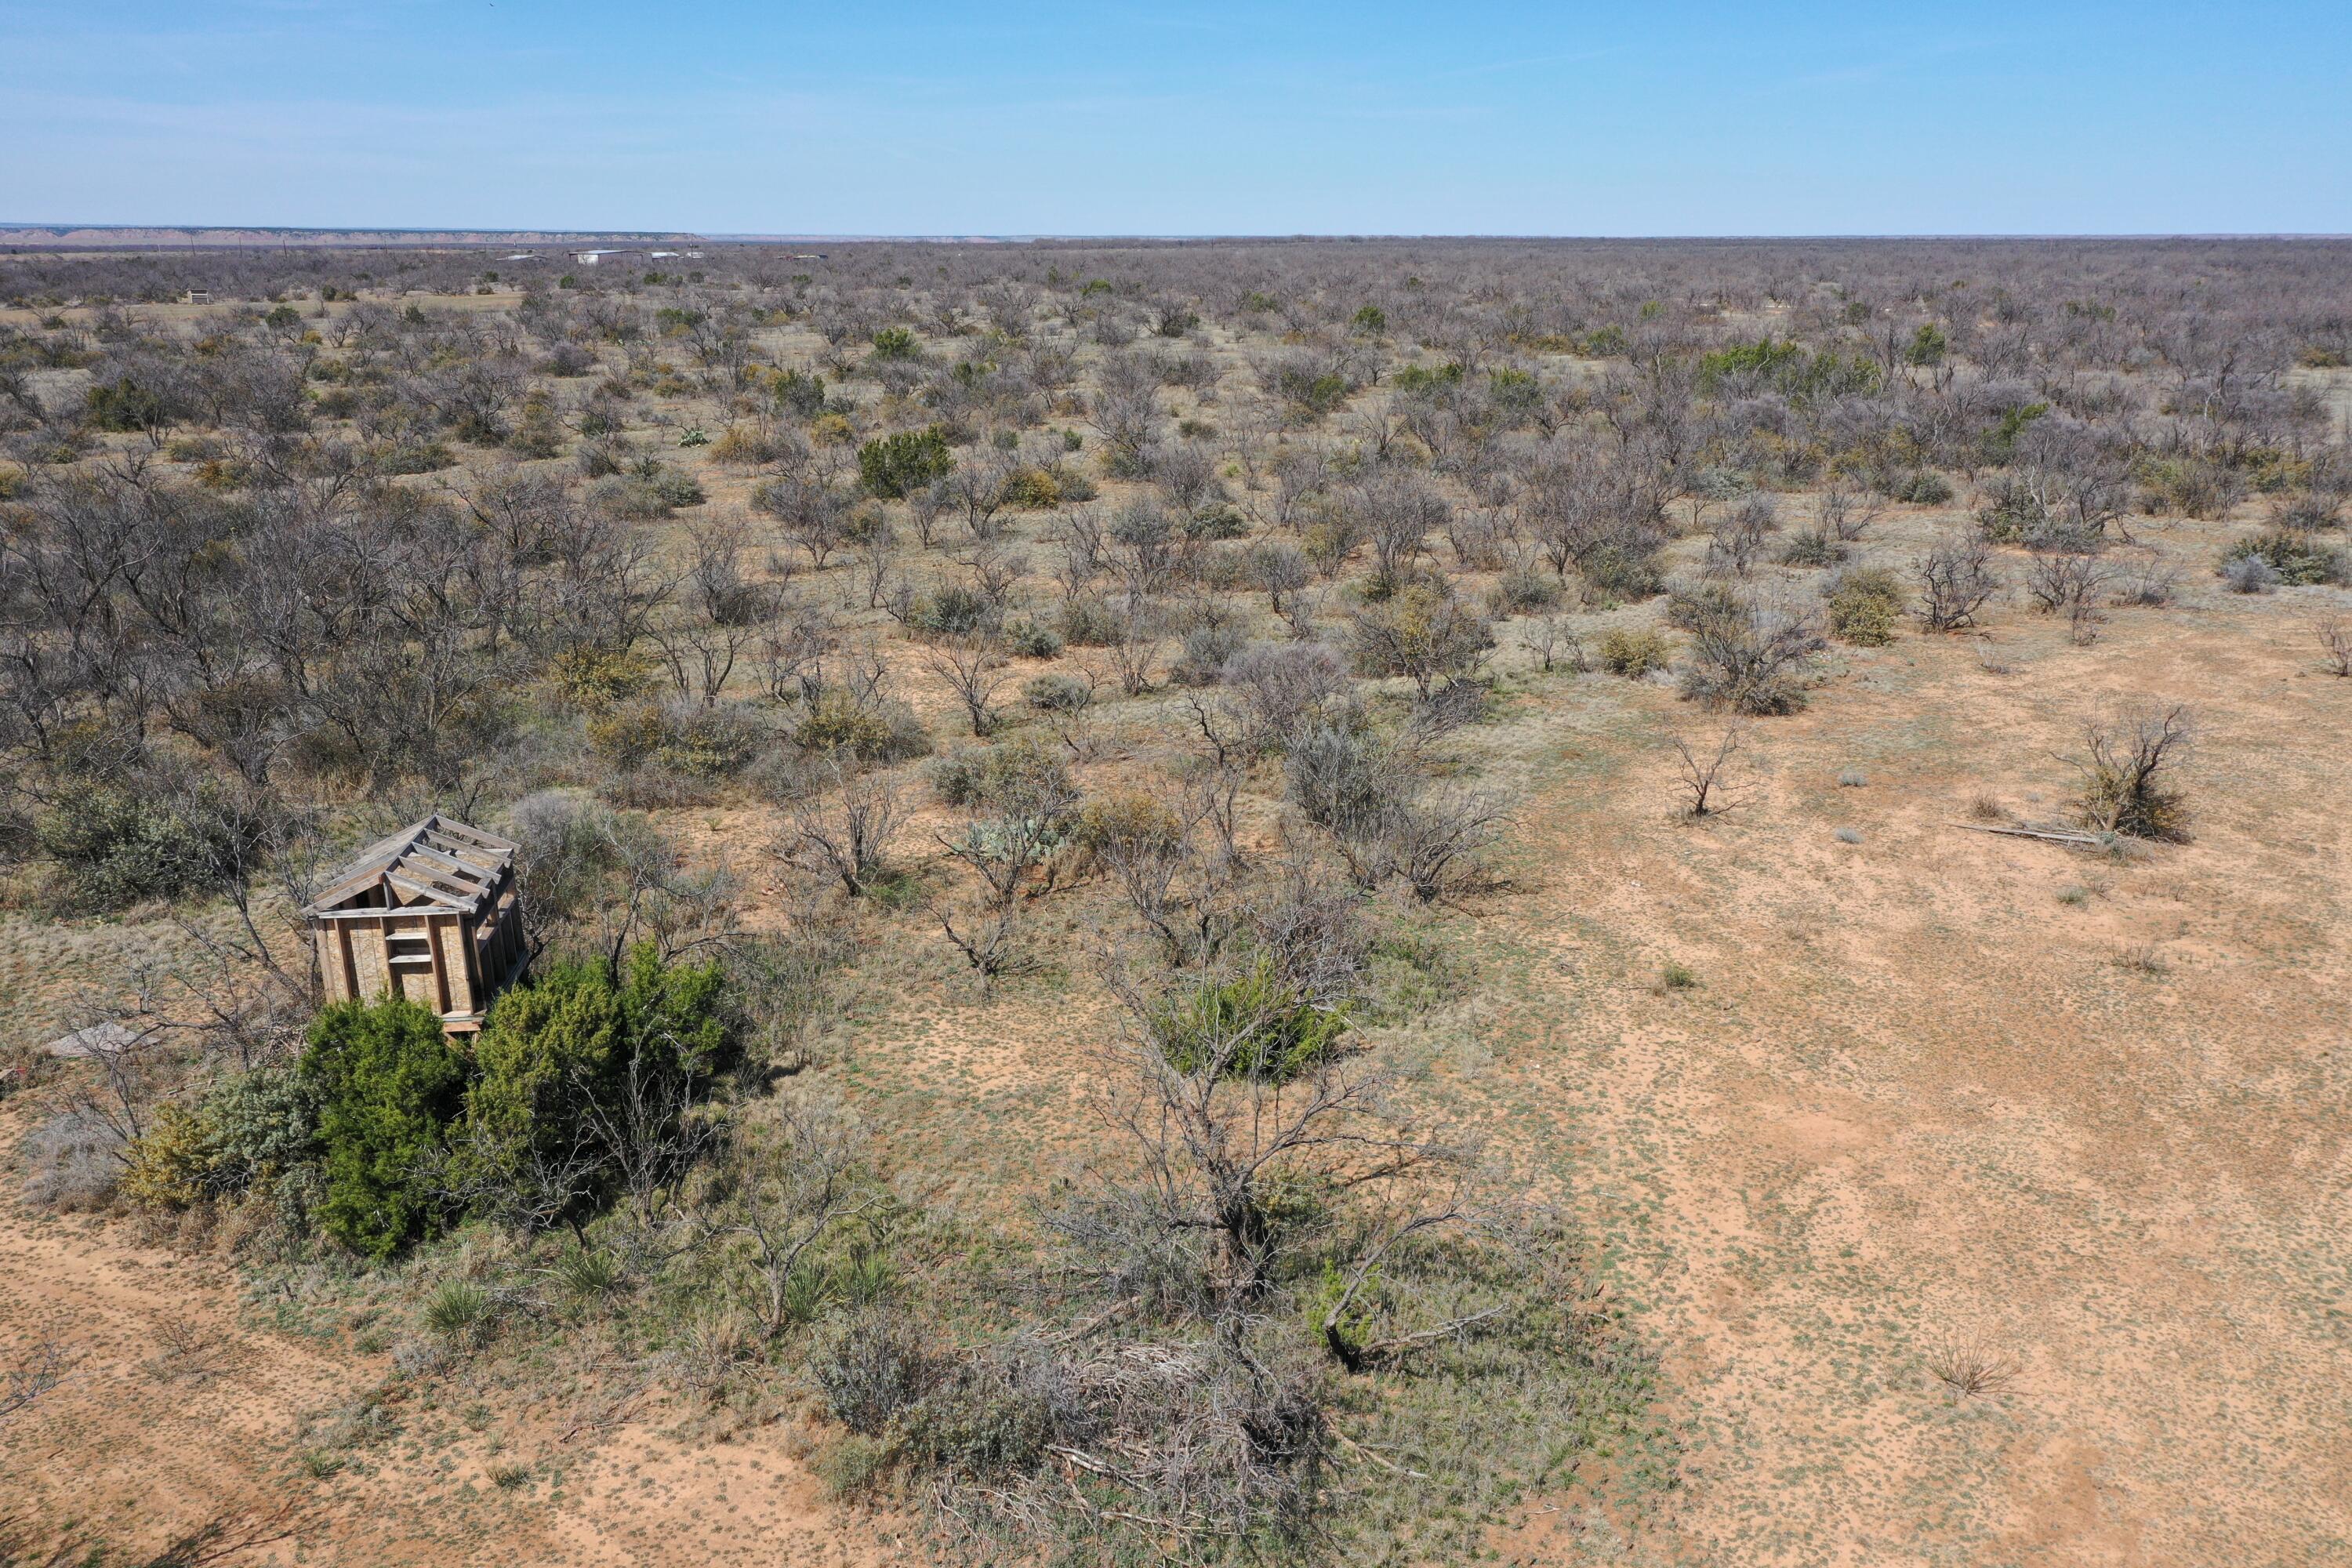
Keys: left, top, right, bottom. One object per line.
{"left": 2, "top": 235, "right": 2349, "bottom": 1565}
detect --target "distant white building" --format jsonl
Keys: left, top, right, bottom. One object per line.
{"left": 568, "top": 249, "right": 626, "bottom": 266}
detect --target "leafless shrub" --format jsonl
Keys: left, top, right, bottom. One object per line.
{"left": 933, "top": 898, "right": 1024, "bottom": 993}
{"left": 1352, "top": 472, "right": 1450, "bottom": 593}
{"left": 1671, "top": 728, "right": 1745, "bottom": 818}
{"left": 925, "top": 634, "right": 1011, "bottom": 738}
{"left": 2027, "top": 551, "right": 2110, "bottom": 644}
{"left": 1528, "top": 614, "right": 1585, "bottom": 673}
{"left": 2069, "top": 702, "right": 2193, "bottom": 842}
{"left": 733, "top": 1094, "right": 880, "bottom": 1338}
{"left": 1679, "top": 593, "right": 1825, "bottom": 714}
{"left": 1918, "top": 532, "right": 2002, "bottom": 631}
{"left": 1, "top": 1340, "right": 64, "bottom": 1425}
{"left": 1704, "top": 495, "right": 1777, "bottom": 578}
{"left": 1818, "top": 480, "right": 1882, "bottom": 543}
{"left": 1381, "top": 786, "right": 1511, "bottom": 903}
{"left": 149, "top": 1312, "right": 223, "bottom": 1381}
{"left": 20, "top": 1109, "right": 127, "bottom": 1210}
{"left": 1103, "top": 612, "right": 1163, "bottom": 695}
{"left": 2313, "top": 614, "right": 2352, "bottom": 676}
{"left": 1216, "top": 641, "right": 1350, "bottom": 752}
{"left": 775, "top": 760, "right": 906, "bottom": 897}
{"left": 2107, "top": 554, "right": 2181, "bottom": 608}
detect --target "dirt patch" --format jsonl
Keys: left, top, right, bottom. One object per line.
{"left": 0, "top": 1097, "right": 888, "bottom": 1566}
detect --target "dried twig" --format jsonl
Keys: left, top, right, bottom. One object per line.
{"left": 1334, "top": 1429, "right": 1431, "bottom": 1479}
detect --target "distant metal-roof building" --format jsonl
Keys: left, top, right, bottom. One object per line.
{"left": 303, "top": 815, "right": 527, "bottom": 1034}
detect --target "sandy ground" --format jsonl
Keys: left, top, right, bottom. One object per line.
{"left": 0, "top": 1126, "right": 898, "bottom": 1566}
{"left": 1445, "top": 542, "right": 2352, "bottom": 1566}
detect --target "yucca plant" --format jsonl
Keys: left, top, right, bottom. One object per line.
{"left": 423, "top": 1279, "right": 495, "bottom": 1348}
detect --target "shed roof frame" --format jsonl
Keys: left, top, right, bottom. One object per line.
{"left": 303, "top": 814, "right": 518, "bottom": 920}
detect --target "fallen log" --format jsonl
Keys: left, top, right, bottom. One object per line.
{"left": 1948, "top": 821, "right": 2106, "bottom": 847}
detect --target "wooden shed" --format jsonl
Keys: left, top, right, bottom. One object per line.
{"left": 304, "top": 815, "right": 527, "bottom": 1034}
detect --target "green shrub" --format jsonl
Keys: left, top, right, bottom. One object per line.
{"left": 812, "top": 1433, "right": 895, "bottom": 1499}
{"left": 1884, "top": 470, "right": 1954, "bottom": 505}
{"left": 1664, "top": 583, "right": 1744, "bottom": 634}
{"left": 38, "top": 783, "right": 256, "bottom": 912}
{"left": 1697, "top": 338, "right": 1882, "bottom": 401}
{"left": 1000, "top": 466, "right": 1061, "bottom": 509}
{"left": 1001, "top": 617, "right": 1063, "bottom": 659}
{"left": 1073, "top": 792, "right": 1187, "bottom": 861}
{"left": 587, "top": 474, "right": 676, "bottom": 519}
{"left": 814, "top": 1311, "right": 939, "bottom": 1435}
{"left": 1825, "top": 567, "right": 1906, "bottom": 645}
{"left": 589, "top": 700, "right": 769, "bottom": 777}
{"left": 1597, "top": 626, "right": 1671, "bottom": 677}
{"left": 1392, "top": 362, "right": 1465, "bottom": 397}
{"left": 1581, "top": 543, "right": 1665, "bottom": 602}
{"left": 869, "top": 326, "right": 920, "bottom": 361}
{"left": 554, "top": 1246, "right": 625, "bottom": 1302}
{"left": 1023, "top": 673, "right": 1091, "bottom": 712}
{"left": 903, "top": 1367, "right": 1056, "bottom": 1480}
{"left": 2220, "top": 529, "right": 2348, "bottom": 586}
{"left": 1488, "top": 366, "right": 1544, "bottom": 415}
{"left": 300, "top": 997, "right": 467, "bottom": 1260}
{"left": 1980, "top": 400, "right": 2049, "bottom": 466}
{"left": 1347, "top": 583, "right": 1494, "bottom": 696}
{"left": 791, "top": 688, "right": 931, "bottom": 763}
{"left": 456, "top": 945, "right": 728, "bottom": 1232}
{"left": 376, "top": 440, "right": 454, "bottom": 475}
{"left": 198, "top": 1065, "right": 321, "bottom": 1196}
{"left": 652, "top": 470, "right": 706, "bottom": 507}
{"left": 1153, "top": 956, "right": 1348, "bottom": 1083}
{"left": 769, "top": 367, "right": 826, "bottom": 419}
{"left": 1185, "top": 502, "right": 1250, "bottom": 541}
{"left": 1486, "top": 568, "right": 1562, "bottom": 615}
{"left": 1777, "top": 528, "right": 1844, "bottom": 568}
{"left": 1054, "top": 597, "right": 1123, "bottom": 646}
{"left": 2136, "top": 455, "right": 2241, "bottom": 520}
{"left": 1173, "top": 624, "right": 1247, "bottom": 687}
{"left": 119, "top": 1105, "right": 213, "bottom": 1211}
{"left": 905, "top": 583, "right": 999, "bottom": 639}
{"left": 857, "top": 426, "right": 953, "bottom": 498}
{"left": 929, "top": 736, "right": 1075, "bottom": 815}
{"left": 84, "top": 377, "right": 169, "bottom": 433}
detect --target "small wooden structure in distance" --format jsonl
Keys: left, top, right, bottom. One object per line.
{"left": 304, "top": 815, "right": 527, "bottom": 1035}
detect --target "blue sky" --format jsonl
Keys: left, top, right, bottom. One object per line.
{"left": 3, "top": 1, "right": 2346, "bottom": 235}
